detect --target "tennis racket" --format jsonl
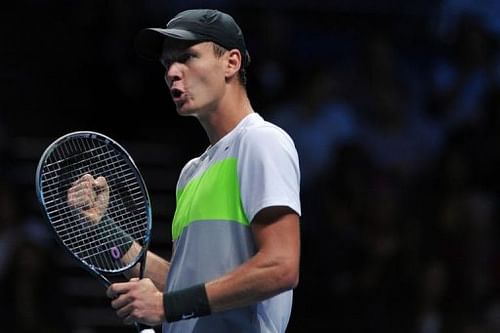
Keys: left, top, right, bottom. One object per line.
{"left": 35, "top": 131, "right": 155, "bottom": 333}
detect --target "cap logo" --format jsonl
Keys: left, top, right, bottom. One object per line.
{"left": 200, "top": 11, "right": 218, "bottom": 24}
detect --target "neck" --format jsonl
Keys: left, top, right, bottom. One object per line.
{"left": 199, "top": 85, "right": 254, "bottom": 145}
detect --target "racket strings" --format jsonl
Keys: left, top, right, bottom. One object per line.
{"left": 60, "top": 211, "right": 148, "bottom": 254}
{"left": 39, "top": 136, "right": 150, "bottom": 272}
{"left": 44, "top": 182, "right": 143, "bottom": 223}
{"left": 52, "top": 203, "right": 147, "bottom": 240}
{"left": 48, "top": 186, "right": 146, "bottom": 235}
{"left": 42, "top": 149, "right": 134, "bottom": 195}
{"left": 42, "top": 140, "right": 146, "bottom": 225}
{"left": 56, "top": 210, "right": 148, "bottom": 253}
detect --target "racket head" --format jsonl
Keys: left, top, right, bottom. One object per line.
{"left": 35, "top": 131, "right": 152, "bottom": 276}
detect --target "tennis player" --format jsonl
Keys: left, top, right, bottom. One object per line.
{"left": 105, "top": 9, "right": 302, "bottom": 333}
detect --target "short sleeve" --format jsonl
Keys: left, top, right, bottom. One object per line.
{"left": 237, "top": 124, "right": 301, "bottom": 223}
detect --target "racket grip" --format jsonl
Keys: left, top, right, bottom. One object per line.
{"left": 135, "top": 322, "right": 155, "bottom": 333}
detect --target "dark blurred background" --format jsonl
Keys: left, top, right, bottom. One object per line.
{"left": 2, "top": 0, "right": 500, "bottom": 332}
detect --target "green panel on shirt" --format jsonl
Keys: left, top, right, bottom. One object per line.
{"left": 172, "top": 158, "right": 250, "bottom": 240}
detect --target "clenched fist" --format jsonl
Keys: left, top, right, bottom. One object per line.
{"left": 67, "top": 174, "right": 109, "bottom": 224}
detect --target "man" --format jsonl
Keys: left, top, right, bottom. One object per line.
{"left": 72, "top": 8, "right": 301, "bottom": 333}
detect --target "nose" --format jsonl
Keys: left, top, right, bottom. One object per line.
{"left": 165, "top": 63, "right": 181, "bottom": 87}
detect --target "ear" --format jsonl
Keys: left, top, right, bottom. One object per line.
{"left": 225, "top": 49, "right": 242, "bottom": 80}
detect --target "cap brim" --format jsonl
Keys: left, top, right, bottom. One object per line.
{"left": 134, "top": 28, "right": 201, "bottom": 61}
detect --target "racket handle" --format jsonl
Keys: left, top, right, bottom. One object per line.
{"left": 135, "top": 322, "right": 155, "bottom": 333}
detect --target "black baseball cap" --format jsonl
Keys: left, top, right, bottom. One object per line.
{"left": 135, "top": 9, "right": 251, "bottom": 67}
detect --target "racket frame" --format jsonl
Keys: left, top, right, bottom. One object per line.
{"left": 35, "top": 131, "right": 153, "bottom": 287}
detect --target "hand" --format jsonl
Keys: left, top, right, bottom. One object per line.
{"left": 67, "top": 174, "right": 109, "bottom": 225}
{"left": 107, "top": 278, "right": 165, "bottom": 327}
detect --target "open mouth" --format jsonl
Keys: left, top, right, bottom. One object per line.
{"left": 171, "top": 88, "right": 183, "bottom": 99}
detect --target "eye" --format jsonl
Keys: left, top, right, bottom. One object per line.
{"left": 160, "top": 52, "right": 196, "bottom": 69}
{"left": 178, "top": 53, "right": 195, "bottom": 63}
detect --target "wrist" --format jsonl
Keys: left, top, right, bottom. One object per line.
{"left": 99, "top": 216, "right": 134, "bottom": 258}
{"left": 163, "top": 284, "right": 211, "bottom": 322}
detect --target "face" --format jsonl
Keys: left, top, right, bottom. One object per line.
{"left": 160, "top": 41, "right": 227, "bottom": 117}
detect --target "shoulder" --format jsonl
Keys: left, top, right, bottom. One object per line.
{"left": 234, "top": 114, "right": 299, "bottom": 169}
{"left": 239, "top": 114, "right": 296, "bottom": 150}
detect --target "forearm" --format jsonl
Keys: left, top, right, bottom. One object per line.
{"left": 204, "top": 251, "right": 298, "bottom": 312}
{"left": 123, "top": 242, "right": 170, "bottom": 290}
{"left": 206, "top": 211, "right": 300, "bottom": 312}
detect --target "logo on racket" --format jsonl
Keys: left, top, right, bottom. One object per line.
{"left": 110, "top": 246, "right": 121, "bottom": 260}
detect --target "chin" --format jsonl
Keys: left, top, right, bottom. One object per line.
{"left": 176, "top": 106, "right": 199, "bottom": 118}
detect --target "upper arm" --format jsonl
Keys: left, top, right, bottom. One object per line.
{"left": 238, "top": 123, "right": 302, "bottom": 286}
{"left": 251, "top": 206, "right": 301, "bottom": 287}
